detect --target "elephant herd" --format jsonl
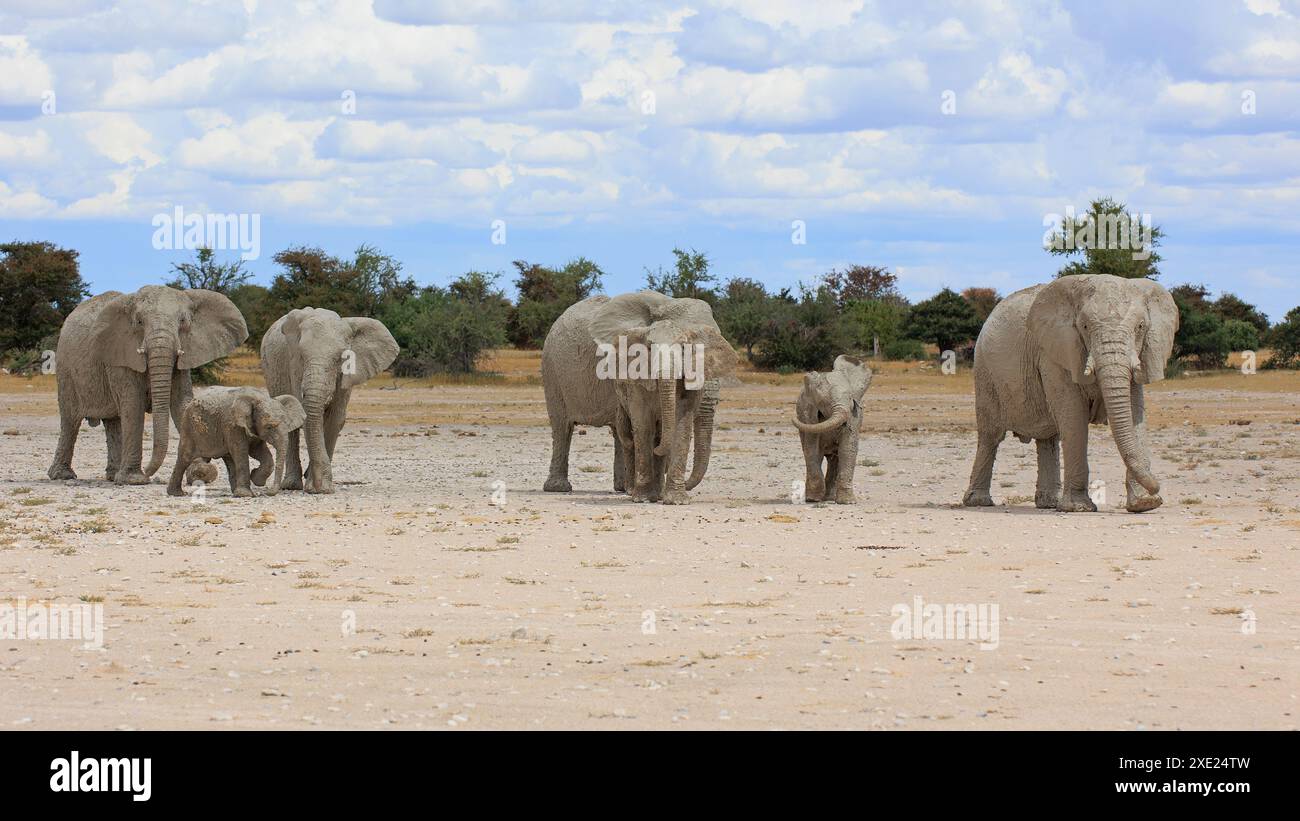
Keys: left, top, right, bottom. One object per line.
{"left": 47, "top": 286, "right": 398, "bottom": 497}
{"left": 42, "top": 274, "right": 1180, "bottom": 514}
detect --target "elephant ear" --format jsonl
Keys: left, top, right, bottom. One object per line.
{"left": 1131, "top": 278, "right": 1178, "bottom": 384}
{"left": 1028, "top": 278, "right": 1093, "bottom": 385}
{"left": 696, "top": 325, "right": 738, "bottom": 381}
{"left": 834, "top": 354, "right": 873, "bottom": 398}
{"left": 274, "top": 395, "right": 306, "bottom": 432}
{"left": 179, "top": 290, "right": 249, "bottom": 370}
{"left": 232, "top": 391, "right": 257, "bottom": 438}
{"left": 589, "top": 291, "right": 670, "bottom": 346}
{"left": 92, "top": 292, "right": 146, "bottom": 373}
{"left": 341, "top": 317, "right": 399, "bottom": 389}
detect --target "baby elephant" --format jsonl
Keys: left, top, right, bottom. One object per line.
{"left": 793, "top": 355, "right": 873, "bottom": 504}
{"left": 167, "top": 388, "right": 305, "bottom": 498}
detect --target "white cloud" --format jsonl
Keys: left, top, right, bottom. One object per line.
{"left": 0, "top": 36, "right": 54, "bottom": 104}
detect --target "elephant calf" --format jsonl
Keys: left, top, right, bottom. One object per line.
{"left": 167, "top": 387, "right": 305, "bottom": 498}
{"left": 793, "top": 355, "right": 872, "bottom": 504}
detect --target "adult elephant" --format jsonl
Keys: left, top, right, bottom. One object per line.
{"left": 587, "top": 291, "right": 737, "bottom": 504}
{"left": 962, "top": 274, "right": 1178, "bottom": 513}
{"left": 260, "top": 307, "right": 398, "bottom": 494}
{"left": 47, "top": 286, "right": 247, "bottom": 484}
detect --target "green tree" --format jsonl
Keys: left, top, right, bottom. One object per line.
{"left": 753, "top": 285, "right": 843, "bottom": 371}
{"left": 166, "top": 246, "right": 251, "bottom": 294}
{"left": 1212, "top": 292, "right": 1269, "bottom": 334}
{"left": 382, "top": 272, "right": 508, "bottom": 375}
{"left": 228, "top": 283, "right": 280, "bottom": 346}
{"left": 841, "top": 299, "right": 909, "bottom": 355}
{"left": 0, "top": 241, "right": 87, "bottom": 353}
{"left": 1047, "top": 197, "right": 1163, "bottom": 279}
{"left": 820, "top": 264, "right": 905, "bottom": 308}
{"left": 1264, "top": 307, "right": 1300, "bottom": 369}
{"left": 645, "top": 247, "right": 717, "bottom": 302}
{"left": 714, "top": 277, "right": 776, "bottom": 361}
{"left": 268, "top": 244, "right": 414, "bottom": 319}
{"left": 1221, "top": 319, "right": 1259, "bottom": 354}
{"left": 904, "top": 287, "right": 983, "bottom": 354}
{"left": 1172, "top": 293, "right": 1230, "bottom": 369}
{"left": 506, "top": 257, "right": 604, "bottom": 348}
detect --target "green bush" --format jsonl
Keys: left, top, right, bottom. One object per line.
{"left": 382, "top": 272, "right": 508, "bottom": 376}
{"left": 1263, "top": 307, "right": 1300, "bottom": 369}
{"left": 752, "top": 286, "right": 842, "bottom": 371}
{"left": 883, "top": 338, "right": 926, "bottom": 361}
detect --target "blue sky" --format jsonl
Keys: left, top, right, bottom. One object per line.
{"left": 1, "top": 0, "right": 1298, "bottom": 318}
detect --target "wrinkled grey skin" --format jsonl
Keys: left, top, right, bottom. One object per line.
{"left": 962, "top": 274, "right": 1178, "bottom": 513}
{"left": 47, "top": 286, "right": 247, "bottom": 484}
{"left": 541, "top": 296, "right": 628, "bottom": 493}
{"left": 588, "top": 291, "right": 737, "bottom": 505}
{"left": 261, "top": 307, "right": 398, "bottom": 494}
{"left": 167, "top": 387, "right": 305, "bottom": 497}
{"left": 794, "top": 355, "right": 873, "bottom": 504}
{"left": 542, "top": 296, "right": 726, "bottom": 496}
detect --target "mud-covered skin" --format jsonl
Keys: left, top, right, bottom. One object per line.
{"left": 794, "top": 355, "right": 872, "bottom": 504}
{"left": 166, "top": 387, "right": 305, "bottom": 497}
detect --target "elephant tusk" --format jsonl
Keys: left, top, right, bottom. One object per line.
{"left": 137, "top": 346, "right": 145, "bottom": 354}
{"left": 1083, "top": 352, "right": 1095, "bottom": 377}
{"left": 177, "top": 348, "right": 184, "bottom": 356}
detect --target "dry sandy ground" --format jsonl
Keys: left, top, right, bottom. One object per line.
{"left": 1, "top": 359, "right": 1298, "bottom": 730}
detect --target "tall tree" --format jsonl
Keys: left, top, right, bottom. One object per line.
{"left": 821, "top": 264, "right": 905, "bottom": 307}
{"left": 506, "top": 257, "right": 604, "bottom": 348}
{"left": 166, "top": 246, "right": 251, "bottom": 294}
{"left": 1047, "top": 197, "right": 1163, "bottom": 279}
{"left": 645, "top": 247, "right": 717, "bottom": 302}
{"left": 961, "top": 287, "right": 1001, "bottom": 323}
{"left": 714, "top": 277, "right": 774, "bottom": 361}
{"left": 904, "top": 287, "right": 983, "bottom": 354}
{"left": 0, "top": 240, "right": 87, "bottom": 352}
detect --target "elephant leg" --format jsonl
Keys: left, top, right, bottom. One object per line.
{"left": 249, "top": 439, "right": 274, "bottom": 487}
{"left": 962, "top": 428, "right": 1002, "bottom": 506}
{"left": 1124, "top": 384, "right": 1162, "bottom": 513}
{"left": 104, "top": 418, "right": 122, "bottom": 481}
{"left": 544, "top": 417, "right": 574, "bottom": 492}
{"left": 661, "top": 407, "right": 694, "bottom": 505}
{"left": 612, "top": 428, "right": 627, "bottom": 493}
{"left": 227, "top": 435, "right": 253, "bottom": 497}
{"left": 1053, "top": 391, "right": 1096, "bottom": 513}
{"left": 113, "top": 390, "right": 149, "bottom": 485}
{"left": 629, "top": 410, "right": 657, "bottom": 503}
{"left": 48, "top": 409, "right": 81, "bottom": 480}
{"left": 800, "top": 433, "right": 825, "bottom": 502}
{"left": 281, "top": 428, "right": 304, "bottom": 491}
{"left": 1034, "top": 435, "right": 1061, "bottom": 508}
{"left": 221, "top": 455, "right": 238, "bottom": 494}
{"left": 834, "top": 427, "right": 859, "bottom": 504}
{"left": 166, "top": 440, "right": 192, "bottom": 497}
{"left": 614, "top": 413, "right": 635, "bottom": 495}
{"left": 824, "top": 453, "right": 839, "bottom": 499}
{"left": 323, "top": 398, "right": 347, "bottom": 461}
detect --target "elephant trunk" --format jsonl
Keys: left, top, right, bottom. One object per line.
{"left": 267, "top": 429, "right": 289, "bottom": 495}
{"left": 653, "top": 377, "right": 675, "bottom": 457}
{"left": 685, "top": 380, "right": 719, "bottom": 490}
{"left": 1097, "top": 355, "right": 1159, "bottom": 495}
{"left": 793, "top": 403, "right": 848, "bottom": 435}
{"left": 143, "top": 340, "right": 175, "bottom": 477}
{"left": 301, "top": 368, "right": 331, "bottom": 487}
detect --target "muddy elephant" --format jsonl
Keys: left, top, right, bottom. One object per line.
{"left": 794, "top": 355, "right": 873, "bottom": 504}
{"left": 167, "top": 387, "right": 305, "bottom": 497}
{"left": 260, "top": 307, "right": 398, "bottom": 493}
{"left": 47, "top": 286, "right": 248, "bottom": 484}
{"left": 585, "top": 291, "right": 737, "bottom": 504}
{"left": 962, "top": 274, "right": 1178, "bottom": 513}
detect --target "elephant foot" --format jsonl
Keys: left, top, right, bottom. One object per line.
{"left": 305, "top": 480, "right": 335, "bottom": 494}
{"left": 48, "top": 464, "right": 76, "bottom": 481}
{"left": 613, "top": 480, "right": 626, "bottom": 493}
{"left": 833, "top": 489, "right": 856, "bottom": 505}
{"left": 115, "top": 469, "right": 150, "bottom": 485}
{"left": 543, "top": 477, "right": 572, "bottom": 493}
{"left": 251, "top": 467, "right": 272, "bottom": 487}
{"left": 661, "top": 489, "right": 689, "bottom": 505}
{"left": 962, "top": 489, "right": 994, "bottom": 507}
{"left": 166, "top": 484, "right": 185, "bottom": 497}
{"left": 280, "top": 473, "right": 303, "bottom": 491}
{"left": 232, "top": 486, "right": 253, "bottom": 498}
{"left": 1034, "top": 489, "right": 1060, "bottom": 509}
{"left": 1126, "top": 494, "right": 1162, "bottom": 513}
{"left": 1056, "top": 492, "right": 1097, "bottom": 513}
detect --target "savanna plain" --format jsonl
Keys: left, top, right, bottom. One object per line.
{"left": 2, "top": 351, "right": 1297, "bottom": 729}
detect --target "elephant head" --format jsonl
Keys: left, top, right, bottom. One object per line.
{"left": 589, "top": 291, "right": 738, "bottom": 478}
{"left": 93, "top": 286, "right": 247, "bottom": 476}
{"left": 792, "top": 355, "right": 873, "bottom": 435}
{"left": 233, "top": 390, "right": 306, "bottom": 494}
{"left": 278, "top": 308, "right": 398, "bottom": 490}
{"left": 1028, "top": 274, "right": 1178, "bottom": 495}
